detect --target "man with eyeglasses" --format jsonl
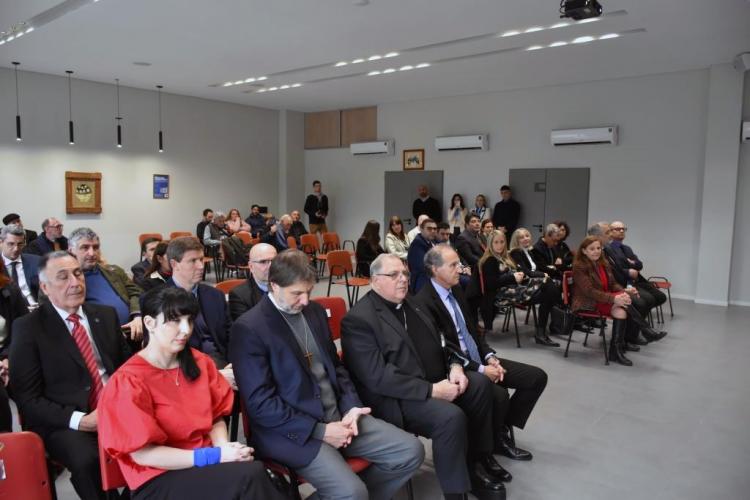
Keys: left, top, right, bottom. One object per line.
{"left": 2, "top": 213, "right": 37, "bottom": 244}
{"left": 407, "top": 218, "right": 438, "bottom": 293}
{"left": 229, "top": 243, "right": 277, "bottom": 321}
{"left": 1, "top": 224, "right": 40, "bottom": 308}
{"left": 342, "top": 253, "right": 506, "bottom": 500}
{"left": 25, "top": 217, "right": 68, "bottom": 256}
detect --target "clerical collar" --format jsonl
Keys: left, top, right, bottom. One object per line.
{"left": 376, "top": 293, "right": 403, "bottom": 312}
{"left": 419, "top": 196, "right": 429, "bottom": 201}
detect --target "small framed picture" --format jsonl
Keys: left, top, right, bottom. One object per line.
{"left": 65, "top": 171, "right": 102, "bottom": 214}
{"left": 153, "top": 174, "right": 170, "bottom": 199}
{"left": 403, "top": 149, "right": 425, "bottom": 171}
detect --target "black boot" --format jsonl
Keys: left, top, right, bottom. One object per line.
{"left": 625, "top": 305, "right": 667, "bottom": 342}
{"left": 623, "top": 322, "right": 641, "bottom": 352}
{"left": 609, "top": 319, "right": 633, "bottom": 366}
{"left": 534, "top": 327, "right": 559, "bottom": 347}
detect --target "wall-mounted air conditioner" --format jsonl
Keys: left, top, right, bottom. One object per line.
{"left": 350, "top": 140, "right": 395, "bottom": 156}
{"left": 551, "top": 126, "right": 618, "bottom": 146}
{"left": 434, "top": 134, "right": 488, "bottom": 151}
{"left": 742, "top": 121, "right": 750, "bottom": 143}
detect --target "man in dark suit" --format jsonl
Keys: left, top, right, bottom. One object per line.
{"left": 412, "top": 184, "right": 442, "bottom": 222}
{"left": 492, "top": 186, "right": 520, "bottom": 236}
{"left": 532, "top": 224, "right": 564, "bottom": 279}
{"left": 342, "top": 253, "right": 507, "bottom": 500}
{"left": 10, "top": 251, "right": 131, "bottom": 500}
{"left": 228, "top": 242, "right": 276, "bottom": 321}
{"left": 407, "top": 218, "right": 438, "bottom": 293}
{"left": 415, "top": 245, "right": 548, "bottom": 465}
{"left": 304, "top": 180, "right": 329, "bottom": 235}
{"left": 262, "top": 214, "right": 292, "bottom": 252}
{"left": 2, "top": 213, "right": 37, "bottom": 244}
{"left": 24, "top": 217, "right": 68, "bottom": 256}
{"left": 196, "top": 208, "right": 213, "bottom": 240}
{"left": 244, "top": 204, "right": 267, "bottom": 237}
{"left": 456, "top": 213, "right": 485, "bottom": 268}
{"left": 1, "top": 224, "right": 41, "bottom": 307}
{"left": 130, "top": 236, "right": 161, "bottom": 289}
{"left": 231, "top": 250, "right": 423, "bottom": 500}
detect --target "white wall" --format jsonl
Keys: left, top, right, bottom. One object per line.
{"left": 0, "top": 67, "right": 279, "bottom": 270}
{"left": 306, "top": 69, "right": 714, "bottom": 299}
{"left": 730, "top": 71, "right": 750, "bottom": 306}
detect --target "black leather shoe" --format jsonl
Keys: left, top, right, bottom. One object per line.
{"left": 641, "top": 328, "right": 667, "bottom": 342}
{"left": 495, "top": 439, "right": 533, "bottom": 461}
{"left": 534, "top": 335, "right": 560, "bottom": 347}
{"left": 629, "top": 336, "right": 648, "bottom": 346}
{"left": 481, "top": 455, "right": 512, "bottom": 482}
{"left": 624, "top": 343, "right": 640, "bottom": 352}
{"left": 470, "top": 461, "right": 507, "bottom": 490}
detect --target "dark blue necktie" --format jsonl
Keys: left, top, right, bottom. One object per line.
{"left": 447, "top": 292, "right": 481, "bottom": 363}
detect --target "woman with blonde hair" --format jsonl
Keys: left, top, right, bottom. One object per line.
{"left": 472, "top": 194, "right": 492, "bottom": 222}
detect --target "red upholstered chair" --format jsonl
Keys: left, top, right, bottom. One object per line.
{"left": 561, "top": 271, "right": 611, "bottom": 365}
{"left": 215, "top": 279, "right": 245, "bottom": 296}
{"left": 169, "top": 231, "right": 192, "bottom": 239}
{"left": 235, "top": 231, "right": 252, "bottom": 245}
{"left": 137, "top": 233, "right": 163, "bottom": 259}
{"left": 0, "top": 431, "right": 54, "bottom": 500}
{"left": 311, "top": 296, "right": 347, "bottom": 341}
{"left": 287, "top": 236, "right": 298, "bottom": 249}
{"left": 647, "top": 276, "right": 674, "bottom": 323}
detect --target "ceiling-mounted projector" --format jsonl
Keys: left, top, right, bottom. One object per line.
{"left": 560, "top": 0, "right": 603, "bottom": 20}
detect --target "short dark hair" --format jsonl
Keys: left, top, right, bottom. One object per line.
{"left": 167, "top": 236, "right": 204, "bottom": 263}
{"left": 141, "top": 287, "right": 200, "bottom": 381}
{"left": 2, "top": 213, "right": 20, "bottom": 225}
{"left": 202, "top": 208, "right": 213, "bottom": 217}
{"left": 480, "top": 219, "right": 494, "bottom": 231}
{"left": 268, "top": 249, "right": 316, "bottom": 287}
{"left": 140, "top": 236, "right": 162, "bottom": 256}
{"left": 251, "top": 204, "right": 260, "bottom": 210}
{"left": 419, "top": 218, "right": 436, "bottom": 229}
{"left": 500, "top": 185, "right": 511, "bottom": 192}
{"left": 464, "top": 213, "right": 480, "bottom": 225}
{"left": 437, "top": 222, "right": 450, "bottom": 231}
{"left": 312, "top": 180, "right": 321, "bottom": 187}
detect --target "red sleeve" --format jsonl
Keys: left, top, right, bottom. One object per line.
{"left": 200, "top": 353, "right": 234, "bottom": 420}
{"left": 98, "top": 371, "right": 169, "bottom": 458}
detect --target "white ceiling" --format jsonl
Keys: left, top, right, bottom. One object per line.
{"left": 1, "top": 0, "right": 749, "bottom": 112}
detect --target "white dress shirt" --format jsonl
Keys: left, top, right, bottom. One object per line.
{"left": 2, "top": 255, "right": 37, "bottom": 306}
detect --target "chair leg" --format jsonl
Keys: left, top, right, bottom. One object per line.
{"left": 601, "top": 322, "right": 609, "bottom": 365}
{"left": 524, "top": 307, "right": 531, "bottom": 325}
{"left": 511, "top": 307, "right": 521, "bottom": 348}
{"left": 667, "top": 289, "right": 674, "bottom": 317}
{"left": 564, "top": 314, "right": 575, "bottom": 358}
{"left": 531, "top": 304, "right": 538, "bottom": 327}
{"left": 405, "top": 478, "right": 415, "bottom": 500}
{"left": 502, "top": 308, "right": 511, "bottom": 332}
{"left": 327, "top": 275, "right": 333, "bottom": 296}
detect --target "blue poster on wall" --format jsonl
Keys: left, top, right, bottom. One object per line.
{"left": 153, "top": 174, "right": 169, "bottom": 199}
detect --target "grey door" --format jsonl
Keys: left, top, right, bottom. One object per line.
{"left": 509, "top": 168, "right": 590, "bottom": 243}
{"left": 384, "top": 171, "right": 444, "bottom": 233}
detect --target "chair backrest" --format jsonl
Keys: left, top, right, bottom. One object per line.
{"left": 326, "top": 250, "right": 353, "bottom": 278}
{"left": 215, "top": 279, "right": 245, "bottom": 295}
{"left": 235, "top": 231, "right": 252, "bottom": 245}
{"left": 169, "top": 231, "right": 192, "bottom": 239}
{"left": 0, "top": 431, "right": 53, "bottom": 500}
{"left": 321, "top": 232, "right": 341, "bottom": 252}
{"left": 300, "top": 234, "right": 320, "bottom": 255}
{"left": 287, "top": 236, "right": 298, "bottom": 249}
{"left": 562, "top": 270, "right": 573, "bottom": 306}
{"left": 98, "top": 438, "right": 127, "bottom": 492}
{"left": 311, "top": 296, "right": 347, "bottom": 341}
{"left": 138, "top": 233, "right": 163, "bottom": 246}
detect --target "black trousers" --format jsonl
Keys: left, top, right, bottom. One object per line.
{"left": 531, "top": 281, "right": 562, "bottom": 330}
{"left": 492, "top": 358, "right": 548, "bottom": 431}
{"left": 635, "top": 279, "right": 667, "bottom": 309}
{"left": 134, "top": 461, "right": 287, "bottom": 500}
{"left": 0, "top": 384, "right": 11, "bottom": 432}
{"left": 45, "top": 429, "right": 105, "bottom": 500}
{"left": 399, "top": 371, "right": 494, "bottom": 494}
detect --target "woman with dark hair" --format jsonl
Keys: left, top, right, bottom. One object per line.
{"left": 446, "top": 193, "right": 467, "bottom": 237}
{"left": 479, "top": 219, "right": 495, "bottom": 250}
{"left": 384, "top": 215, "right": 409, "bottom": 260}
{"left": 0, "top": 259, "right": 28, "bottom": 431}
{"left": 552, "top": 220, "right": 573, "bottom": 270}
{"left": 355, "top": 220, "right": 385, "bottom": 277}
{"left": 98, "top": 287, "right": 286, "bottom": 499}
{"left": 142, "top": 241, "right": 172, "bottom": 291}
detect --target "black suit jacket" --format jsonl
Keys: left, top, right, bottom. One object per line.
{"left": 455, "top": 229, "right": 484, "bottom": 267}
{"left": 509, "top": 248, "right": 546, "bottom": 278}
{"left": 415, "top": 280, "right": 495, "bottom": 372}
{"left": 24, "top": 229, "right": 38, "bottom": 244}
{"left": 0, "top": 283, "right": 29, "bottom": 358}
{"left": 341, "top": 291, "right": 460, "bottom": 427}
{"left": 9, "top": 302, "right": 130, "bottom": 437}
{"left": 304, "top": 194, "right": 329, "bottom": 225}
{"left": 24, "top": 235, "right": 68, "bottom": 256}
{"left": 532, "top": 238, "right": 563, "bottom": 279}
{"left": 130, "top": 260, "right": 151, "bottom": 289}
{"left": 228, "top": 276, "right": 265, "bottom": 321}
{"left": 2, "top": 254, "right": 41, "bottom": 302}
{"left": 491, "top": 199, "right": 520, "bottom": 235}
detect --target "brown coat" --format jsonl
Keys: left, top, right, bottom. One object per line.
{"left": 571, "top": 260, "right": 623, "bottom": 312}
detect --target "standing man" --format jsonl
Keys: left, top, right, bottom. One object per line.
{"left": 412, "top": 185, "right": 442, "bottom": 223}
{"left": 3, "top": 213, "right": 37, "bottom": 244}
{"left": 1, "top": 224, "right": 40, "bottom": 307}
{"left": 492, "top": 186, "right": 521, "bottom": 236}
{"left": 25, "top": 217, "right": 68, "bottom": 256}
{"left": 304, "top": 180, "right": 329, "bottom": 236}
{"left": 10, "top": 251, "right": 131, "bottom": 500}
{"left": 228, "top": 243, "right": 277, "bottom": 320}
{"left": 231, "top": 250, "right": 424, "bottom": 500}
{"left": 407, "top": 218, "right": 438, "bottom": 293}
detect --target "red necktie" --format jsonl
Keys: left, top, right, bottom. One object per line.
{"left": 67, "top": 314, "right": 104, "bottom": 410}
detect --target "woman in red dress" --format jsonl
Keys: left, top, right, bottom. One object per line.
{"left": 98, "top": 287, "right": 286, "bottom": 499}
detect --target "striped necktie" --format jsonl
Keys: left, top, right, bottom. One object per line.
{"left": 67, "top": 314, "right": 104, "bottom": 410}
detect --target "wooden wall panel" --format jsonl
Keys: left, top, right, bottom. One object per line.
{"left": 304, "top": 111, "right": 341, "bottom": 149}
{"left": 340, "top": 106, "right": 377, "bottom": 147}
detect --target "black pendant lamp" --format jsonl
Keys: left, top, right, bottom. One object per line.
{"left": 156, "top": 85, "right": 164, "bottom": 152}
{"left": 115, "top": 78, "right": 122, "bottom": 148}
{"left": 12, "top": 62, "right": 21, "bottom": 142}
{"left": 66, "top": 70, "right": 75, "bottom": 145}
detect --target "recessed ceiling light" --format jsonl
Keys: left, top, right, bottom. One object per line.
{"left": 234, "top": 80, "right": 244, "bottom": 85}
{"left": 291, "top": 83, "right": 302, "bottom": 88}
{"left": 524, "top": 26, "right": 543, "bottom": 33}
{"left": 133, "top": 61, "right": 152, "bottom": 66}
{"left": 550, "top": 22, "right": 569, "bottom": 29}
{"left": 367, "top": 70, "right": 381, "bottom": 76}
{"left": 577, "top": 18, "right": 599, "bottom": 24}
{"left": 0, "top": 40, "right": 5, "bottom": 46}
{"left": 416, "top": 63, "right": 430, "bottom": 68}
{"left": 399, "top": 65, "right": 413, "bottom": 71}
{"left": 7, "top": 36, "right": 14, "bottom": 41}
{"left": 385, "top": 52, "right": 399, "bottom": 58}
{"left": 257, "top": 88, "right": 267, "bottom": 93}
{"left": 549, "top": 41, "right": 568, "bottom": 47}
{"left": 526, "top": 45, "right": 544, "bottom": 51}
{"left": 280, "top": 84, "right": 290, "bottom": 89}
{"left": 268, "top": 86, "right": 278, "bottom": 91}
{"left": 599, "top": 33, "right": 620, "bottom": 40}
{"left": 223, "top": 82, "right": 233, "bottom": 87}
{"left": 500, "top": 30, "right": 520, "bottom": 37}
{"left": 383, "top": 68, "right": 396, "bottom": 74}
{"left": 257, "top": 76, "right": 267, "bottom": 81}
{"left": 368, "top": 55, "right": 382, "bottom": 61}
{"left": 25, "top": 27, "right": 33, "bottom": 33}
{"left": 245, "top": 77, "right": 255, "bottom": 83}
{"left": 352, "top": 58, "right": 365, "bottom": 64}
{"left": 335, "top": 61, "right": 348, "bottom": 67}
{"left": 15, "top": 32, "right": 24, "bottom": 38}
{"left": 572, "top": 36, "right": 595, "bottom": 44}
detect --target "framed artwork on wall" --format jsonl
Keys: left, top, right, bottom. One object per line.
{"left": 403, "top": 149, "right": 425, "bottom": 171}
{"left": 65, "top": 171, "right": 102, "bottom": 214}
{"left": 153, "top": 174, "right": 170, "bottom": 199}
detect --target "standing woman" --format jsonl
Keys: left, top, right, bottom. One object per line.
{"left": 98, "top": 287, "right": 286, "bottom": 499}
{"left": 355, "top": 220, "right": 385, "bottom": 277}
{"left": 472, "top": 194, "right": 492, "bottom": 222}
{"left": 226, "top": 208, "right": 251, "bottom": 235}
{"left": 0, "top": 259, "right": 29, "bottom": 431}
{"left": 446, "top": 194, "right": 467, "bottom": 238}
{"left": 384, "top": 215, "right": 410, "bottom": 260}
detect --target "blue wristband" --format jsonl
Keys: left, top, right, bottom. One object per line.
{"left": 193, "top": 447, "right": 221, "bottom": 467}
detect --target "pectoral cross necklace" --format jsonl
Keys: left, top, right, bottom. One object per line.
{"left": 279, "top": 312, "right": 314, "bottom": 368}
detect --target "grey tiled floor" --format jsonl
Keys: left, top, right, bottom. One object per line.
{"left": 50, "top": 281, "right": 750, "bottom": 499}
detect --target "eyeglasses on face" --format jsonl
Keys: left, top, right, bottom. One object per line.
{"left": 610, "top": 227, "right": 627, "bottom": 232}
{"left": 375, "top": 271, "right": 410, "bottom": 280}
{"left": 251, "top": 259, "right": 273, "bottom": 265}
